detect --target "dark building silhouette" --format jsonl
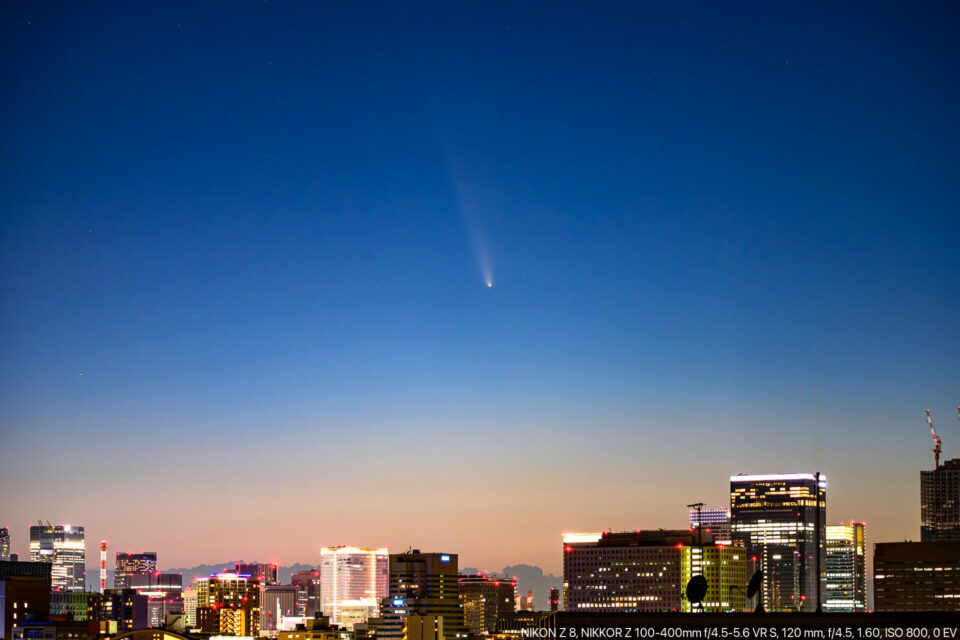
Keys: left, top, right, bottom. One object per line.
{"left": 921, "top": 459, "right": 960, "bottom": 543}
{"left": 874, "top": 542, "right": 960, "bottom": 611}
{"left": 1, "top": 561, "right": 52, "bottom": 640}
{"left": 97, "top": 589, "right": 149, "bottom": 633}
{"left": 235, "top": 563, "right": 278, "bottom": 586}
{"left": 290, "top": 570, "right": 321, "bottom": 617}
{"left": 549, "top": 587, "right": 559, "bottom": 612}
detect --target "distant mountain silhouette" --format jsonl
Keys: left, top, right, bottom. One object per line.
{"left": 152, "top": 561, "right": 560, "bottom": 609}
{"left": 461, "top": 564, "right": 561, "bottom": 610}
{"left": 165, "top": 562, "right": 317, "bottom": 585}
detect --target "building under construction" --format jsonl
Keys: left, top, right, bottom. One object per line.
{"left": 919, "top": 409, "right": 960, "bottom": 543}
{"left": 921, "top": 459, "right": 960, "bottom": 542}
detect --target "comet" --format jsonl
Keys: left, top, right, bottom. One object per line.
{"left": 446, "top": 150, "right": 494, "bottom": 289}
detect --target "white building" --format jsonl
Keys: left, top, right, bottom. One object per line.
{"left": 319, "top": 546, "right": 388, "bottom": 629}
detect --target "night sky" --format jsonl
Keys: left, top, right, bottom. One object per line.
{"left": 1, "top": 1, "right": 958, "bottom": 575}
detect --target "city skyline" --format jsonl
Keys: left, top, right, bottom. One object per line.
{"left": 2, "top": 0, "right": 959, "bottom": 584}
{"left": 0, "top": 459, "right": 934, "bottom": 580}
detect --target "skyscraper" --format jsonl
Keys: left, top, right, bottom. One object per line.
{"left": 29, "top": 524, "right": 85, "bottom": 592}
{"left": 921, "top": 458, "right": 960, "bottom": 543}
{"left": 0, "top": 529, "right": 10, "bottom": 562}
{"left": 379, "top": 551, "right": 468, "bottom": 640}
{"left": 183, "top": 587, "right": 198, "bottom": 629}
{"left": 130, "top": 573, "right": 183, "bottom": 627}
{"left": 823, "top": 523, "right": 866, "bottom": 612}
{"left": 195, "top": 572, "right": 261, "bottom": 636}
{"left": 235, "top": 562, "right": 279, "bottom": 586}
{"left": 457, "top": 574, "right": 515, "bottom": 635}
{"left": 114, "top": 552, "right": 158, "bottom": 591}
{"left": 730, "top": 473, "right": 826, "bottom": 612}
{"left": 260, "top": 584, "right": 298, "bottom": 633}
{"left": 688, "top": 507, "right": 732, "bottom": 545}
{"left": 290, "top": 569, "right": 322, "bottom": 617}
{"left": 318, "top": 546, "right": 387, "bottom": 629}
{"left": 562, "top": 530, "right": 704, "bottom": 613}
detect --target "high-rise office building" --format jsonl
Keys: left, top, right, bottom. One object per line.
{"left": 563, "top": 530, "right": 706, "bottom": 613}
{"left": 290, "top": 570, "right": 321, "bottom": 617}
{"left": 260, "top": 584, "right": 298, "bottom": 633}
{"left": 130, "top": 573, "right": 183, "bottom": 627}
{"left": 97, "top": 588, "right": 149, "bottom": 633}
{"left": 921, "top": 459, "right": 960, "bottom": 543}
{"left": 874, "top": 542, "right": 960, "bottom": 611}
{"left": 379, "top": 551, "right": 468, "bottom": 640}
{"left": 182, "top": 587, "right": 198, "bottom": 629}
{"left": 0, "top": 529, "right": 10, "bottom": 562}
{"left": 689, "top": 507, "right": 733, "bottom": 545}
{"left": 195, "top": 572, "right": 261, "bottom": 636}
{"left": 29, "top": 524, "right": 86, "bottom": 592}
{"left": 1, "top": 561, "right": 52, "bottom": 640}
{"left": 114, "top": 552, "right": 158, "bottom": 591}
{"left": 823, "top": 523, "right": 866, "bottom": 612}
{"left": 457, "top": 574, "right": 515, "bottom": 635}
{"left": 679, "top": 545, "right": 748, "bottom": 612}
{"left": 236, "top": 562, "right": 279, "bottom": 586}
{"left": 319, "top": 546, "right": 388, "bottom": 629}
{"left": 730, "top": 473, "right": 826, "bottom": 612}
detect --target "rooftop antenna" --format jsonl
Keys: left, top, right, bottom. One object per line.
{"left": 687, "top": 503, "right": 704, "bottom": 547}
{"left": 926, "top": 409, "right": 942, "bottom": 469}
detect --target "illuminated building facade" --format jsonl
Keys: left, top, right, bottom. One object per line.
{"left": 195, "top": 572, "right": 261, "bottom": 636}
{"left": 730, "top": 473, "right": 826, "bottom": 612}
{"left": 679, "top": 546, "right": 748, "bottom": 612}
{"left": 290, "top": 570, "right": 321, "bottom": 617}
{"left": 689, "top": 508, "right": 732, "bottom": 545}
{"left": 236, "top": 562, "right": 279, "bottom": 586}
{"left": 115, "top": 553, "right": 158, "bottom": 591}
{"left": 562, "top": 530, "right": 704, "bottom": 613}
{"left": 457, "top": 574, "right": 515, "bottom": 635}
{"left": 823, "top": 523, "right": 866, "bottom": 612}
{"left": 319, "top": 546, "right": 388, "bottom": 629}
{"left": 874, "top": 542, "right": 960, "bottom": 611}
{"left": 921, "top": 458, "right": 960, "bottom": 543}
{"left": 378, "top": 551, "right": 468, "bottom": 640}
{"left": 49, "top": 590, "right": 100, "bottom": 621}
{"left": 29, "top": 524, "right": 86, "bottom": 592}
{"left": 0, "top": 529, "right": 9, "bottom": 561}
{"left": 182, "top": 587, "right": 197, "bottom": 629}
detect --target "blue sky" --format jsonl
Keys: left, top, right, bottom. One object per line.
{"left": 1, "top": 1, "right": 958, "bottom": 573}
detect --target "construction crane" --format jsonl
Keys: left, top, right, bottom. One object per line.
{"left": 926, "top": 409, "right": 942, "bottom": 469}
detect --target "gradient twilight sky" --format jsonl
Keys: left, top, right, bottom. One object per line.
{"left": 0, "top": 1, "right": 958, "bottom": 578}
